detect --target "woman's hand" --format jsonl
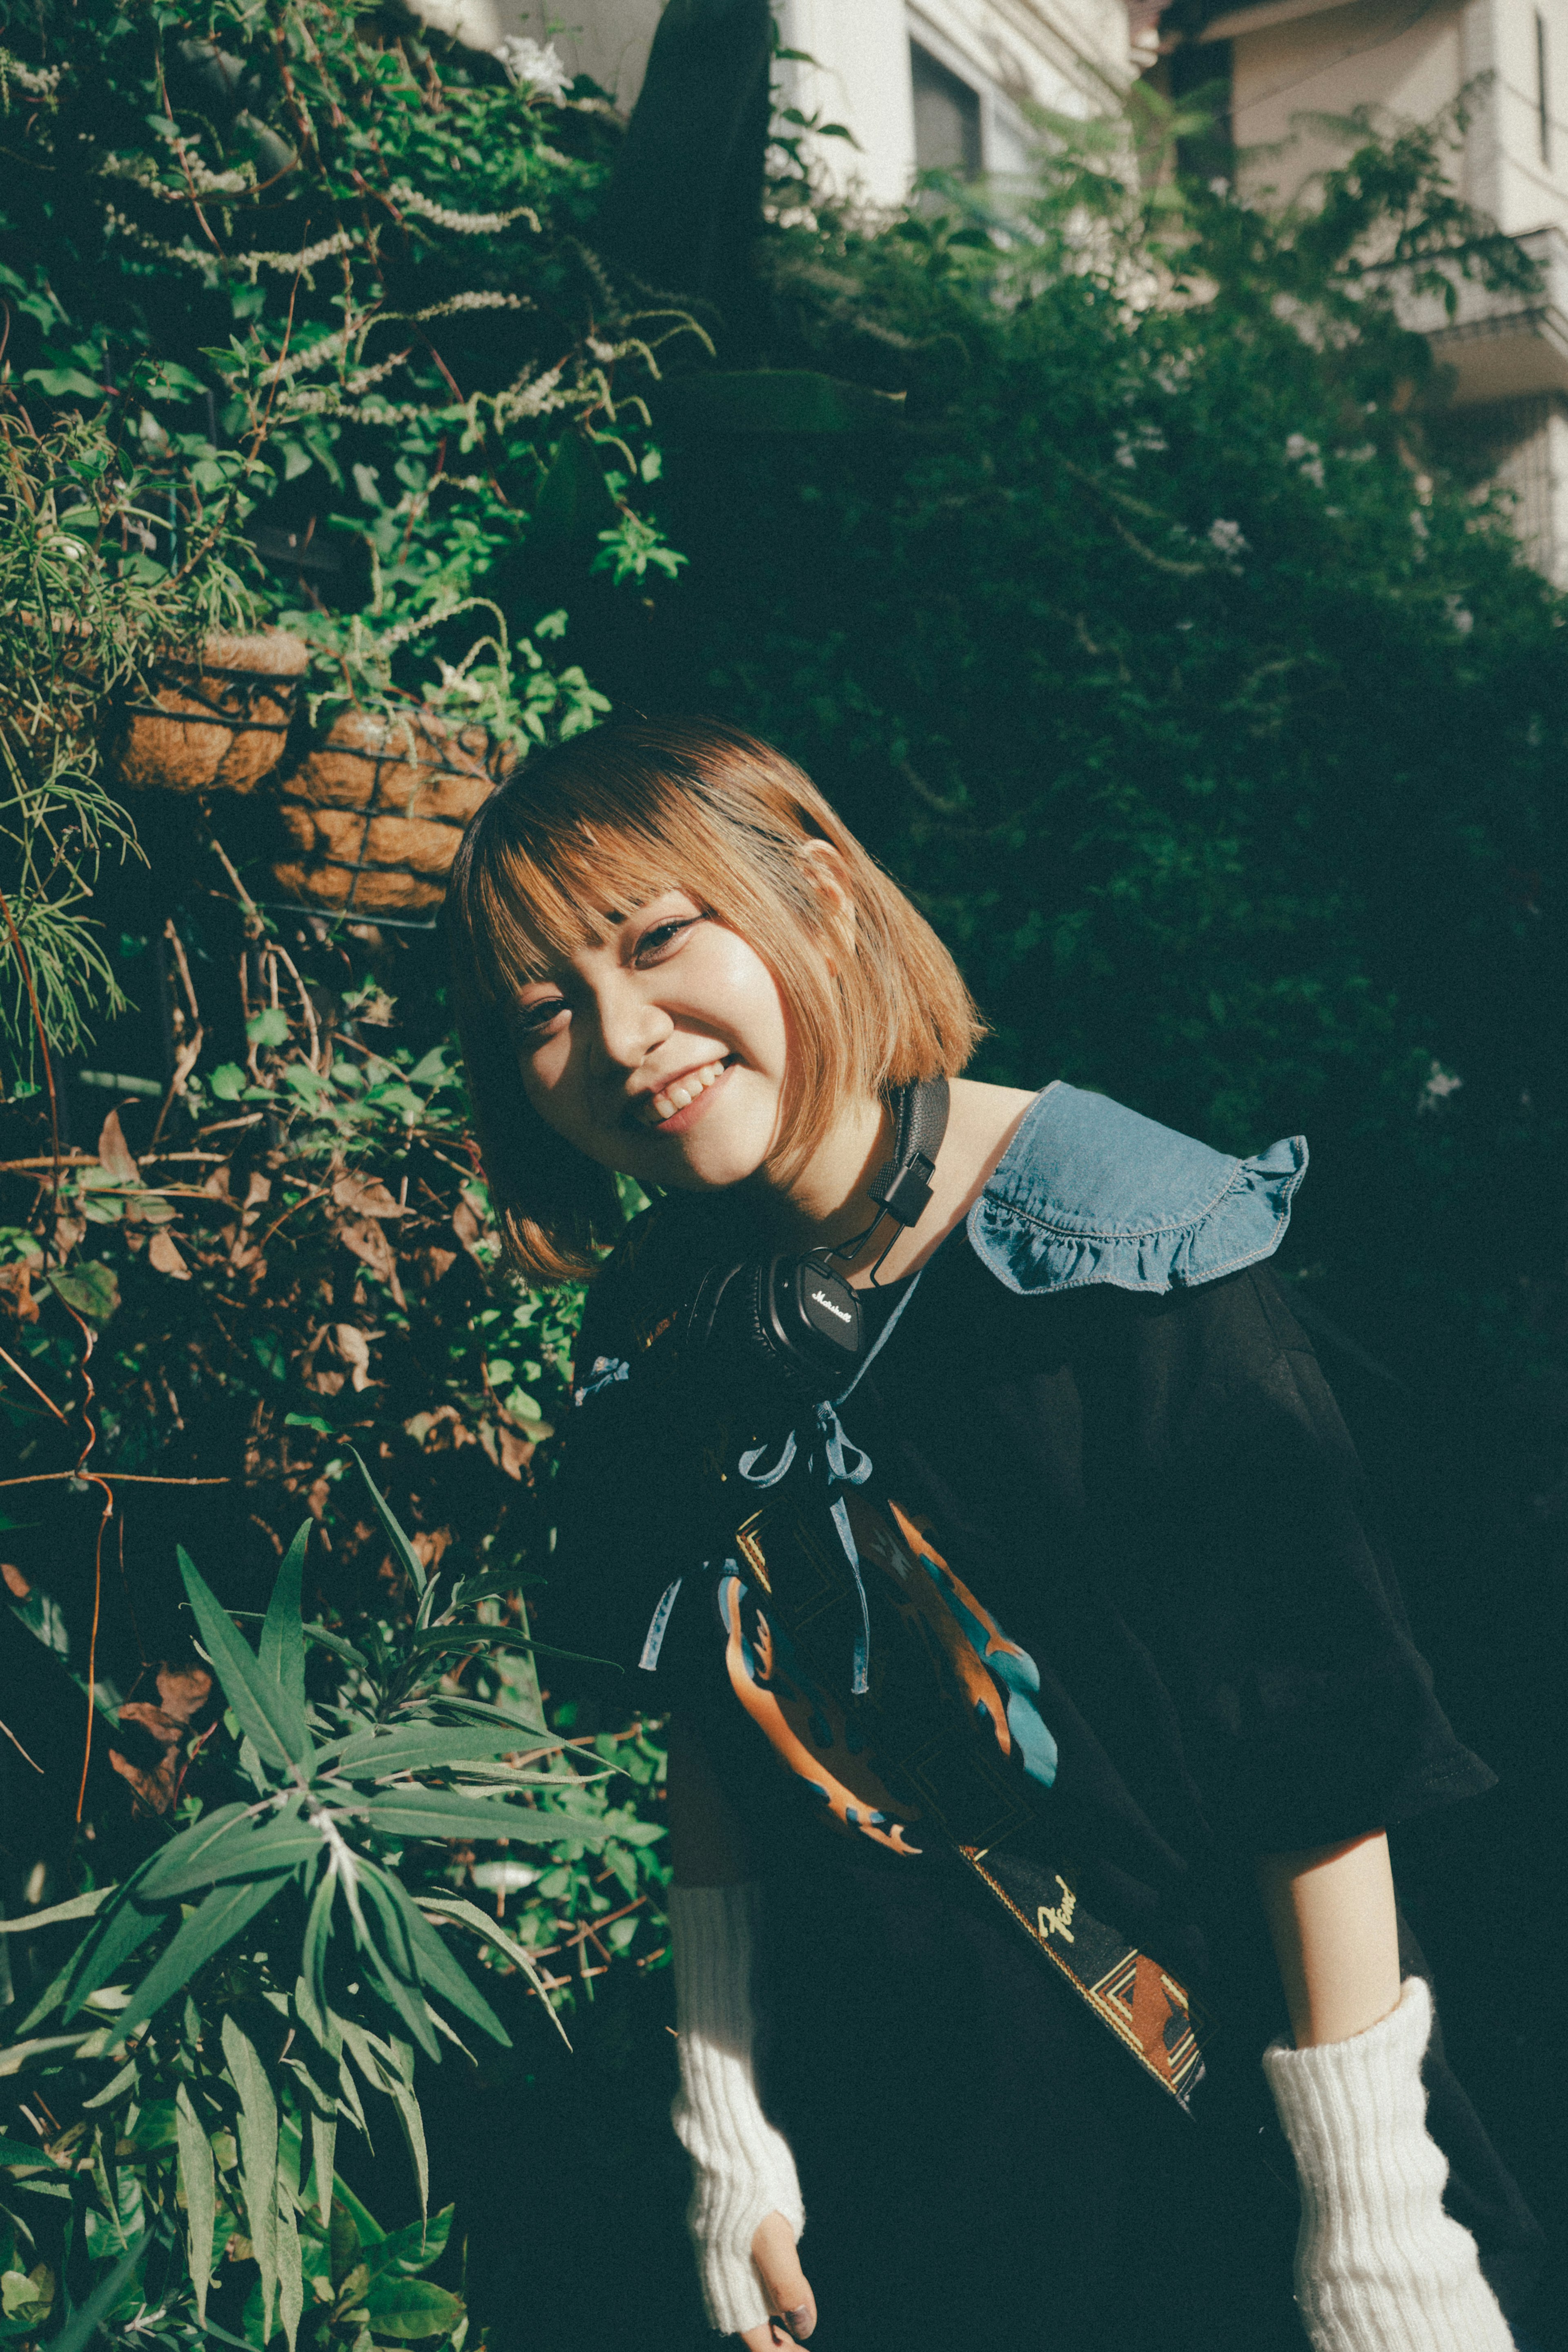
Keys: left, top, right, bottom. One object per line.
{"left": 737, "top": 2211, "right": 815, "bottom": 2345}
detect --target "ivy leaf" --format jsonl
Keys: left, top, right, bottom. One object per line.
{"left": 45, "top": 1263, "right": 120, "bottom": 1326}
{"left": 362, "top": 2276, "right": 464, "bottom": 2338}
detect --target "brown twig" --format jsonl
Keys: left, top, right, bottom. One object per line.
{"left": 0, "top": 1471, "right": 231, "bottom": 1490}
{"left": 0, "top": 1714, "right": 43, "bottom": 1774}
{"left": 0, "top": 1151, "right": 234, "bottom": 1171}
{"left": 270, "top": 936, "right": 321, "bottom": 1068}
{"left": 0, "top": 1343, "right": 69, "bottom": 1423}
{"left": 148, "top": 919, "right": 205, "bottom": 1153}
{"left": 247, "top": 236, "right": 308, "bottom": 471}
{"left": 254, "top": 1186, "right": 332, "bottom": 1252}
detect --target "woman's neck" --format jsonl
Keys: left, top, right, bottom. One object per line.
{"left": 750, "top": 1078, "right": 1039, "bottom": 1288}
{"left": 752, "top": 1092, "right": 896, "bottom": 1263}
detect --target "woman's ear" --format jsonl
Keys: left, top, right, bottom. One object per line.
{"left": 797, "top": 840, "right": 857, "bottom": 956}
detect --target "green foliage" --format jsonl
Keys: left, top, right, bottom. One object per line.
{"left": 0, "top": 0, "right": 693, "bottom": 1075}
{"left": 0, "top": 404, "right": 256, "bottom": 1078}
{"left": 633, "top": 87, "right": 1567, "bottom": 1375}
{"left": 1, "top": 1462, "right": 665, "bottom": 2352}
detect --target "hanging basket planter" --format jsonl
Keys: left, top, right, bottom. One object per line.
{"left": 270, "top": 706, "right": 506, "bottom": 917}
{"left": 110, "top": 629, "right": 310, "bottom": 795}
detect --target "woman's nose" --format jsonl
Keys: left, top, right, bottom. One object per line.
{"left": 588, "top": 976, "right": 671, "bottom": 1074}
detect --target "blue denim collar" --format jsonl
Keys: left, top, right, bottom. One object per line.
{"left": 966, "top": 1080, "right": 1307, "bottom": 1295}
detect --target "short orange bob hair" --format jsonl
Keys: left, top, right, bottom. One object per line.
{"left": 445, "top": 716, "right": 984, "bottom": 1282}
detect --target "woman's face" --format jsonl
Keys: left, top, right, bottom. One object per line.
{"left": 504, "top": 889, "right": 794, "bottom": 1194}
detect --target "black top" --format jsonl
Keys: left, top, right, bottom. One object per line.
{"left": 550, "top": 1210, "right": 1542, "bottom": 2332}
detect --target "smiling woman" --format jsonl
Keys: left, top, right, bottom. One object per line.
{"left": 443, "top": 716, "right": 1537, "bottom": 2352}
{"left": 443, "top": 716, "right": 982, "bottom": 1278}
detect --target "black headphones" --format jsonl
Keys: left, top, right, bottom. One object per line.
{"left": 677, "top": 1076, "right": 951, "bottom": 1408}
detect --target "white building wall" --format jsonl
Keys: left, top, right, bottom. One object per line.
{"left": 440, "top": 2, "right": 1136, "bottom": 204}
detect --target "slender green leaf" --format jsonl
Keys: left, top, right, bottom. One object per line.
{"left": 81, "top": 2057, "right": 138, "bottom": 2110}
{"left": 390, "top": 1698, "right": 558, "bottom": 1737}
{"left": 114, "top": 1874, "right": 290, "bottom": 2043}
{"left": 178, "top": 1548, "right": 312, "bottom": 1773}
{"left": 415, "top": 1898, "right": 571, "bottom": 2049}
{"left": 403, "top": 1624, "right": 612, "bottom": 1667}
{"left": 48, "top": 2229, "right": 150, "bottom": 2352}
{"left": 143, "top": 1812, "right": 320, "bottom": 1901}
{"left": 58, "top": 1850, "right": 170, "bottom": 2020}
{"left": 0, "top": 2033, "right": 98, "bottom": 2077}
{"left": 363, "top": 1876, "right": 509, "bottom": 2049}
{"left": 328, "top": 1728, "right": 556, "bottom": 1780}
{"left": 174, "top": 2087, "right": 216, "bottom": 2327}
{"left": 276, "top": 2196, "right": 303, "bottom": 2352}
{"left": 221, "top": 2015, "right": 278, "bottom": 2339}
{"left": 295, "top": 1869, "right": 335, "bottom": 2052}
{"left": 361, "top": 1791, "right": 616, "bottom": 1845}
{"left": 302, "top": 1624, "right": 368, "bottom": 1669}
{"left": 0, "top": 1889, "right": 114, "bottom": 1935}
{"left": 361, "top": 2277, "right": 463, "bottom": 2339}
{"left": 353, "top": 1886, "right": 441, "bottom": 2064}
{"left": 259, "top": 1523, "right": 312, "bottom": 1731}
{"left": 328, "top": 2200, "right": 361, "bottom": 2293}
{"left": 309, "top": 2112, "right": 336, "bottom": 2231}
{"left": 348, "top": 1454, "right": 426, "bottom": 1597}
{"left": 383, "top": 2055, "right": 428, "bottom": 2223}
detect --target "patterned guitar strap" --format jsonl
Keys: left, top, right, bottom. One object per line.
{"left": 704, "top": 1473, "right": 1209, "bottom": 2110}
{"left": 608, "top": 1207, "right": 1209, "bottom": 2110}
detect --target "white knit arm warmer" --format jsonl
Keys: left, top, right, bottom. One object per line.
{"left": 669, "top": 1881, "right": 806, "bottom": 2338}
{"left": 1263, "top": 1974, "right": 1512, "bottom": 2352}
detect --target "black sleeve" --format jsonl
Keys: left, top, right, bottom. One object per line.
{"left": 542, "top": 1240, "right": 725, "bottom": 1701}
{"left": 1089, "top": 1266, "right": 1495, "bottom": 1855}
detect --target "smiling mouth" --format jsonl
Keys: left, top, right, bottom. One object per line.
{"left": 636, "top": 1056, "right": 735, "bottom": 1130}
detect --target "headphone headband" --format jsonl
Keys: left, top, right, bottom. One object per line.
{"left": 866, "top": 1075, "right": 951, "bottom": 1231}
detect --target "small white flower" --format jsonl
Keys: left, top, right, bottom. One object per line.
{"left": 491, "top": 35, "right": 570, "bottom": 101}
{"left": 1285, "top": 432, "right": 1325, "bottom": 487}
{"left": 1419, "top": 1059, "right": 1463, "bottom": 1113}
{"left": 1207, "top": 517, "right": 1247, "bottom": 557}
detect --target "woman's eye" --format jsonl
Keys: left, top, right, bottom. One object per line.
{"left": 635, "top": 916, "right": 700, "bottom": 965}
{"left": 514, "top": 998, "right": 566, "bottom": 1039}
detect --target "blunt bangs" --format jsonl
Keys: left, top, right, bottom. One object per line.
{"left": 445, "top": 717, "right": 984, "bottom": 1283}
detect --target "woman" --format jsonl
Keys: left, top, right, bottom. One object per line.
{"left": 446, "top": 716, "right": 1539, "bottom": 2351}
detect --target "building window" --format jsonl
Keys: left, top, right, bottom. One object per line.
{"left": 911, "top": 40, "right": 982, "bottom": 179}
{"left": 1536, "top": 10, "right": 1551, "bottom": 168}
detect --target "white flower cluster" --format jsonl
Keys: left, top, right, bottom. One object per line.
{"left": 1207, "top": 517, "right": 1247, "bottom": 557}
{"left": 1285, "top": 432, "right": 1325, "bottom": 488}
{"left": 99, "top": 150, "right": 252, "bottom": 200}
{"left": 390, "top": 183, "right": 541, "bottom": 236}
{"left": 490, "top": 36, "right": 570, "bottom": 102}
{"left": 2, "top": 57, "right": 61, "bottom": 96}
{"left": 492, "top": 361, "right": 568, "bottom": 423}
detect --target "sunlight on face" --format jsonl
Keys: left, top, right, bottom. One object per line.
{"left": 505, "top": 891, "right": 793, "bottom": 1194}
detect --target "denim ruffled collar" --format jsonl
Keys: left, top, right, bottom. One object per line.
{"left": 966, "top": 1080, "right": 1307, "bottom": 1296}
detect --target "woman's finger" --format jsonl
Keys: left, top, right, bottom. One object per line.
{"left": 747, "top": 2210, "right": 816, "bottom": 2341}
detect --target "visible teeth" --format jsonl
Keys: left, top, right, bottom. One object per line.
{"left": 647, "top": 1061, "right": 725, "bottom": 1124}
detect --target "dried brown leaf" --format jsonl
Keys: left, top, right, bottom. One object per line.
{"left": 148, "top": 1230, "right": 192, "bottom": 1279}
{"left": 98, "top": 1109, "right": 139, "bottom": 1187}
{"left": 332, "top": 1173, "right": 406, "bottom": 1220}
